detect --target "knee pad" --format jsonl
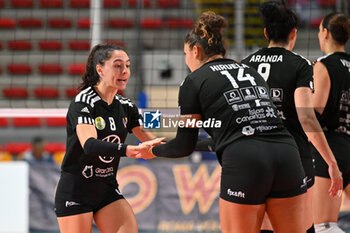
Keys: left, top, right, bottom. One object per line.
{"left": 314, "top": 222, "right": 345, "bottom": 233}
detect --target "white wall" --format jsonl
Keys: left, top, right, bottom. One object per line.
{"left": 0, "top": 162, "right": 29, "bottom": 233}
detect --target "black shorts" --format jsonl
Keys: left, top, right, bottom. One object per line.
{"left": 293, "top": 138, "right": 314, "bottom": 189}
{"left": 301, "top": 157, "right": 315, "bottom": 189}
{"left": 55, "top": 172, "right": 124, "bottom": 217}
{"left": 220, "top": 136, "right": 307, "bottom": 205}
{"left": 313, "top": 131, "right": 350, "bottom": 188}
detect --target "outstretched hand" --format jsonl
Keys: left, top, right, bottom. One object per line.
{"left": 126, "top": 144, "right": 150, "bottom": 158}
{"left": 328, "top": 164, "right": 343, "bottom": 198}
{"left": 126, "top": 137, "right": 166, "bottom": 160}
{"left": 142, "top": 137, "right": 166, "bottom": 147}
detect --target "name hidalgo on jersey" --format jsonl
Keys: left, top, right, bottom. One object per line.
{"left": 249, "top": 55, "right": 283, "bottom": 63}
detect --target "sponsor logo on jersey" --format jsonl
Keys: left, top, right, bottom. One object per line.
{"left": 95, "top": 116, "right": 106, "bottom": 130}
{"left": 227, "top": 189, "right": 245, "bottom": 198}
{"left": 277, "top": 109, "right": 286, "bottom": 120}
{"left": 223, "top": 89, "right": 242, "bottom": 105}
{"left": 98, "top": 135, "right": 121, "bottom": 163}
{"left": 123, "top": 117, "right": 128, "bottom": 128}
{"left": 82, "top": 165, "right": 93, "bottom": 178}
{"left": 340, "top": 91, "right": 349, "bottom": 104}
{"left": 95, "top": 167, "right": 114, "bottom": 178}
{"left": 270, "top": 88, "right": 283, "bottom": 102}
{"left": 232, "top": 103, "right": 251, "bottom": 111}
{"left": 242, "top": 125, "right": 255, "bottom": 136}
{"left": 143, "top": 110, "right": 161, "bottom": 129}
{"left": 255, "top": 86, "right": 269, "bottom": 99}
{"left": 240, "top": 87, "right": 257, "bottom": 101}
{"left": 81, "top": 107, "right": 90, "bottom": 113}
{"left": 65, "top": 201, "right": 81, "bottom": 207}
{"left": 236, "top": 107, "right": 277, "bottom": 124}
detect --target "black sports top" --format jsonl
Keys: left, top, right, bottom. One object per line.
{"left": 316, "top": 52, "right": 350, "bottom": 135}
{"left": 242, "top": 47, "right": 314, "bottom": 158}
{"left": 62, "top": 86, "right": 142, "bottom": 187}
{"left": 153, "top": 58, "right": 292, "bottom": 158}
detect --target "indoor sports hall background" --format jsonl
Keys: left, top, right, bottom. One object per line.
{"left": 1, "top": 0, "right": 350, "bottom": 232}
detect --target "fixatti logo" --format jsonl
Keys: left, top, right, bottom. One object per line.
{"left": 227, "top": 189, "right": 245, "bottom": 198}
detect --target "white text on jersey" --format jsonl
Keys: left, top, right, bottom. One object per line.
{"left": 209, "top": 63, "right": 249, "bottom": 72}
{"left": 249, "top": 55, "right": 283, "bottom": 63}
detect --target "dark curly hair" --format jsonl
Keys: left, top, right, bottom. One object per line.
{"left": 185, "top": 11, "right": 227, "bottom": 59}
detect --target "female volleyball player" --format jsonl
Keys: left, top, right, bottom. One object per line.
{"left": 312, "top": 13, "right": 350, "bottom": 233}
{"left": 54, "top": 44, "right": 163, "bottom": 233}
{"left": 133, "top": 11, "right": 309, "bottom": 233}
{"left": 241, "top": 2, "right": 343, "bottom": 233}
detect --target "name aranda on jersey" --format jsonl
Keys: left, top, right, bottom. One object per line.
{"left": 249, "top": 55, "right": 283, "bottom": 63}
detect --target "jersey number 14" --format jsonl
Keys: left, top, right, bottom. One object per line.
{"left": 220, "top": 68, "right": 256, "bottom": 88}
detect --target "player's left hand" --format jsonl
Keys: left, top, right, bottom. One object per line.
{"left": 328, "top": 163, "right": 343, "bottom": 198}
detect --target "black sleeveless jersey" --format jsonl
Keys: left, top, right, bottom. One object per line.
{"left": 317, "top": 52, "right": 350, "bottom": 135}
{"left": 62, "top": 86, "right": 142, "bottom": 187}
{"left": 242, "top": 47, "right": 313, "bottom": 158}
{"left": 179, "top": 58, "right": 290, "bottom": 153}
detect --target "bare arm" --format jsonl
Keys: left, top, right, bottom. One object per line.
{"left": 132, "top": 126, "right": 157, "bottom": 142}
{"left": 312, "top": 61, "right": 331, "bottom": 114}
{"left": 76, "top": 123, "right": 98, "bottom": 147}
{"left": 294, "top": 87, "right": 342, "bottom": 196}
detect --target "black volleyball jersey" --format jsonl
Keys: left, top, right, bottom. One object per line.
{"left": 62, "top": 86, "right": 142, "bottom": 187}
{"left": 242, "top": 47, "right": 313, "bottom": 157}
{"left": 179, "top": 58, "right": 290, "bottom": 153}
{"left": 317, "top": 52, "right": 350, "bottom": 135}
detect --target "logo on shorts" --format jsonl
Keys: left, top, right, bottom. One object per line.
{"left": 227, "top": 189, "right": 245, "bottom": 198}
{"left": 143, "top": 110, "right": 161, "bottom": 129}
{"left": 301, "top": 176, "right": 308, "bottom": 188}
{"left": 65, "top": 201, "right": 81, "bottom": 207}
{"left": 115, "top": 188, "right": 122, "bottom": 195}
{"left": 95, "top": 116, "right": 106, "bottom": 130}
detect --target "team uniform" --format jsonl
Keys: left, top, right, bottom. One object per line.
{"left": 313, "top": 52, "right": 350, "bottom": 187}
{"left": 153, "top": 58, "right": 307, "bottom": 204}
{"left": 242, "top": 47, "right": 315, "bottom": 188}
{"left": 55, "top": 86, "right": 142, "bottom": 217}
